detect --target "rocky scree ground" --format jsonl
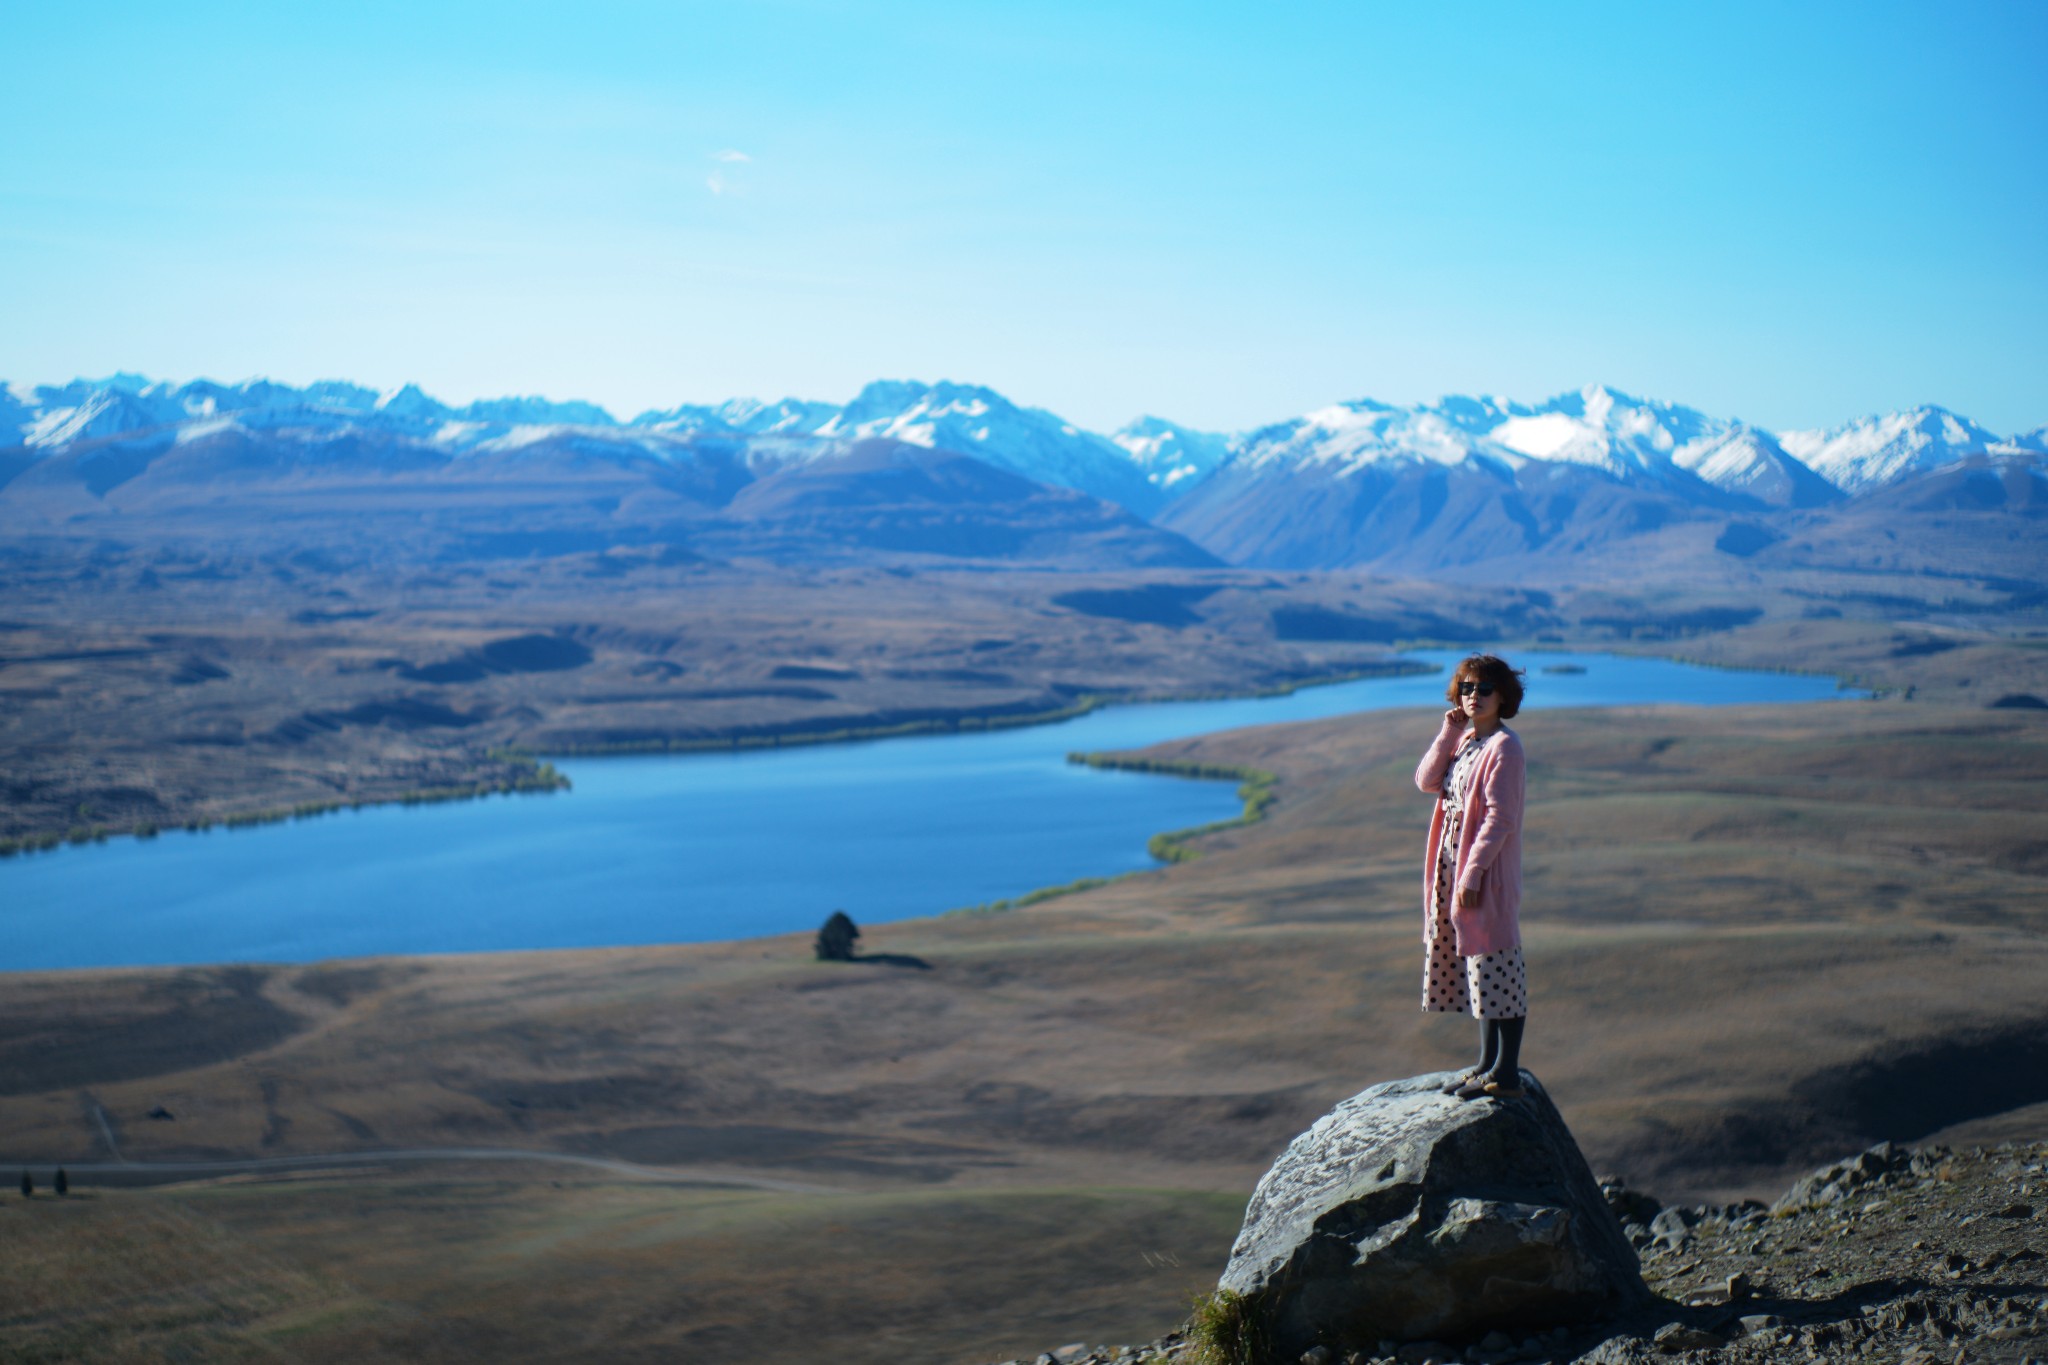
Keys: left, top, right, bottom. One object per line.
{"left": 986, "top": 1139, "right": 2047, "bottom": 1365}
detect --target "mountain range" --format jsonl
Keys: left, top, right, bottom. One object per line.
{"left": 3, "top": 373, "right": 2043, "bottom": 578}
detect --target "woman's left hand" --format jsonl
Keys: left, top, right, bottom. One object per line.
{"left": 1458, "top": 886, "right": 1482, "bottom": 910}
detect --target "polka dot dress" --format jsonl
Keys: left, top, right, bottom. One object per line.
{"left": 1421, "top": 738, "right": 1528, "bottom": 1020}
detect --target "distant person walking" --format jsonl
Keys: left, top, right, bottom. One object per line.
{"left": 1414, "top": 653, "right": 1529, "bottom": 1099}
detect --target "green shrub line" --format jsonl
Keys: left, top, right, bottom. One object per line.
{"left": 0, "top": 662, "right": 1412, "bottom": 857}
{"left": 537, "top": 660, "right": 1435, "bottom": 759}
{"left": 947, "top": 754, "right": 1279, "bottom": 917}
{"left": 1069, "top": 753, "right": 1279, "bottom": 864}
{"left": 1585, "top": 640, "right": 1870, "bottom": 688}
{"left": 539, "top": 699, "right": 1105, "bottom": 757}
{"left": 0, "top": 658, "right": 1412, "bottom": 861}
{"left": 947, "top": 874, "right": 1123, "bottom": 916}
{"left": 0, "top": 756, "right": 570, "bottom": 859}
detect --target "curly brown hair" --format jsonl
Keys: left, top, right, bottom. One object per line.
{"left": 1444, "top": 653, "right": 1527, "bottom": 719}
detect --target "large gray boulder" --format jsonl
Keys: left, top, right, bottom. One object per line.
{"left": 1218, "top": 1072, "right": 1647, "bottom": 1358}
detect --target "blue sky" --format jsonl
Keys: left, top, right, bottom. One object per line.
{"left": 4, "top": 1, "right": 2044, "bottom": 434}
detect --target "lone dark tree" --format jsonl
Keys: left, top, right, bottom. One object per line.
{"left": 814, "top": 910, "right": 860, "bottom": 962}
{"left": 18, "top": 1172, "right": 30, "bottom": 1198}
{"left": 54, "top": 1168, "right": 68, "bottom": 1196}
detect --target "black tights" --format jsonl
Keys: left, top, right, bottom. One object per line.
{"left": 1474, "top": 1016, "right": 1526, "bottom": 1081}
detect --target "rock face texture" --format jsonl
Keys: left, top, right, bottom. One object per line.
{"left": 1219, "top": 1072, "right": 1646, "bottom": 1356}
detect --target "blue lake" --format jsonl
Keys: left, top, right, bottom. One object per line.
{"left": 2, "top": 650, "right": 1855, "bottom": 971}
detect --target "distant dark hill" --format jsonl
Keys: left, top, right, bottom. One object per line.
{"left": 1851, "top": 453, "right": 2048, "bottom": 515}
{"left": 1154, "top": 443, "right": 2048, "bottom": 586}
{"left": 1157, "top": 454, "right": 1716, "bottom": 574}
{"left": 17, "top": 425, "right": 461, "bottom": 504}
{"left": 1752, "top": 453, "right": 2048, "bottom": 583}
{"left": 0, "top": 428, "right": 1212, "bottom": 571}
{"left": 711, "top": 440, "right": 1216, "bottom": 566}
{"left": 731, "top": 438, "right": 1057, "bottom": 515}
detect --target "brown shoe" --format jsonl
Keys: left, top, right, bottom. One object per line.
{"left": 1480, "top": 1079, "right": 1526, "bottom": 1099}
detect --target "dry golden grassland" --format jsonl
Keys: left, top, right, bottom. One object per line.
{"left": 3, "top": 697, "right": 2045, "bottom": 1362}
{"left": 0, "top": 1179, "right": 1240, "bottom": 1365}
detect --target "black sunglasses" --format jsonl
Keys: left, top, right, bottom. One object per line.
{"left": 1458, "top": 680, "right": 1496, "bottom": 697}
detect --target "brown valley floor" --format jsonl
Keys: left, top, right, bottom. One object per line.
{"left": 2, "top": 698, "right": 2046, "bottom": 1361}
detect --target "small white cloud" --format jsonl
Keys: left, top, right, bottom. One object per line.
{"left": 711, "top": 149, "right": 751, "bottom": 163}
{"left": 706, "top": 172, "right": 728, "bottom": 195}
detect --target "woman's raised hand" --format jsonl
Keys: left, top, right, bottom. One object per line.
{"left": 1444, "top": 705, "right": 1468, "bottom": 728}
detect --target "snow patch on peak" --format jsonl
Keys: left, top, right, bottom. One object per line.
{"left": 26, "top": 388, "right": 183, "bottom": 447}
{"left": 1110, "top": 416, "right": 1232, "bottom": 491}
{"left": 175, "top": 416, "right": 243, "bottom": 445}
{"left": 302, "top": 380, "right": 381, "bottom": 413}
{"left": 733, "top": 398, "right": 840, "bottom": 435}
{"left": 432, "top": 420, "right": 487, "bottom": 446}
{"left": 1493, "top": 411, "right": 1583, "bottom": 459}
{"left": 470, "top": 424, "right": 573, "bottom": 453}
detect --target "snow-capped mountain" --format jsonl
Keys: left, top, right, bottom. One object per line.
{"left": 1109, "top": 417, "right": 1232, "bottom": 491}
{"left": 1667, "top": 427, "right": 1838, "bottom": 509}
{"left": 1487, "top": 385, "right": 1711, "bottom": 477}
{"left": 0, "top": 375, "right": 1164, "bottom": 512}
{"left": 634, "top": 380, "right": 1165, "bottom": 511}
{"left": 1155, "top": 384, "right": 1910, "bottom": 572}
{"left": 1160, "top": 422, "right": 1685, "bottom": 574}
{"left": 1779, "top": 406, "right": 2015, "bottom": 494}
{"left": 630, "top": 396, "right": 841, "bottom": 437}
{"left": 23, "top": 387, "right": 179, "bottom": 447}
{"left": 1199, "top": 385, "right": 1837, "bottom": 510}
{"left": 11, "top": 374, "right": 402, "bottom": 447}
{"left": 1224, "top": 399, "right": 1502, "bottom": 476}
{"left": 5, "top": 371, "right": 2040, "bottom": 521}
{"left": 1490, "top": 386, "right": 1838, "bottom": 506}
{"left": 815, "top": 380, "right": 1161, "bottom": 513}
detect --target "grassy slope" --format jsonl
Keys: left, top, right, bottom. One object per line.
{"left": 0, "top": 1181, "right": 1243, "bottom": 1365}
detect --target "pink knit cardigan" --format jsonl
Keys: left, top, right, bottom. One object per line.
{"left": 1413, "top": 715, "right": 1526, "bottom": 956}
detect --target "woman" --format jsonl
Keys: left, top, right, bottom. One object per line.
{"left": 1413, "top": 653, "right": 1529, "bottom": 1100}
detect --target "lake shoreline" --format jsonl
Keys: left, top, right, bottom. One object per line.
{"left": 0, "top": 614, "right": 1897, "bottom": 861}
{"left": 532, "top": 657, "right": 1437, "bottom": 757}
{"left": 0, "top": 658, "right": 1432, "bottom": 862}
{"left": 0, "top": 647, "right": 1868, "bottom": 974}
{"left": 945, "top": 755, "right": 1281, "bottom": 916}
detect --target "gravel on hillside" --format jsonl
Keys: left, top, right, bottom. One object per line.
{"left": 988, "top": 1139, "right": 2048, "bottom": 1365}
